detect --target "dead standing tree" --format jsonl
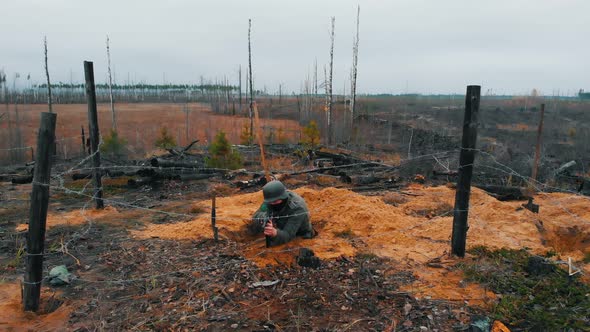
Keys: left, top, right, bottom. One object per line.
{"left": 248, "top": 19, "right": 254, "bottom": 144}
{"left": 350, "top": 6, "right": 360, "bottom": 141}
{"left": 238, "top": 65, "right": 242, "bottom": 113}
{"left": 327, "top": 17, "right": 335, "bottom": 145}
{"left": 44, "top": 36, "right": 53, "bottom": 114}
{"left": 106, "top": 35, "right": 117, "bottom": 132}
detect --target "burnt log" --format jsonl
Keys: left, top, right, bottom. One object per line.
{"left": 11, "top": 175, "right": 33, "bottom": 184}
{"left": 150, "top": 158, "right": 204, "bottom": 168}
{"left": 179, "top": 173, "right": 217, "bottom": 181}
{"left": 0, "top": 174, "right": 21, "bottom": 182}
{"left": 350, "top": 174, "right": 379, "bottom": 186}
{"left": 71, "top": 172, "right": 92, "bottom": 180}
{"left": 314, "top": 150, "right": 381, "bottom": 166}
{"left": 475, "top": 185, "right": 528, "bottom": 201}
{"left": 127, "top": 177, "right": 155, "bottom": 187}
{"left": 105, "top": 169, "right": 136, "bottom": 178}
{"left": 236, "top": 176, "right": 268, "bottom": 189}
{"left": 433, "top": 170, "right": 458, "bottom": 176}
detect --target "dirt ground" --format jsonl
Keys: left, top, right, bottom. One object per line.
{"left": 1, "top": 168, "right": 589, "bottom": 331}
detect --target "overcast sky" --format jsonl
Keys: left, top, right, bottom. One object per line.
{"left": 1, "top": 0, "right": 589, "bottom": 95}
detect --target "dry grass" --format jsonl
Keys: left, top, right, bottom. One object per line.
{"left": 0, "top": 103, "right": 302, "bottom": 161}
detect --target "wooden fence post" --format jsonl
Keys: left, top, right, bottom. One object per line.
{"left": 81, "top": 126, "right": 86, "bottom": 156}
{"left": 211, "top": 196, "right": 219, "bottom": 242}
{"left": 23, "top": 112, "right": 57, "bottom": 312}
{"left": 451, "top": 85, "right": 481, "bottom": 257}
{"left": 531, "top": 103, "right": 545, "bottom": 186}
{"left": 84, "top": 61, "right": 104, "bottom": 209}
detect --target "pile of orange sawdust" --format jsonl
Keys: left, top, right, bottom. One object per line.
{"left": 16, "top": 206, "right": 118, "bottom": 232}
{"left": 131, "top": 185, "right": 589, "bottom": 304}
{"left": 0, "top": 283, "right": 71, "bottom": 331}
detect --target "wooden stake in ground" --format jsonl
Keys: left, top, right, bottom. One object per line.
{"left": 211, "top": 196, "right": 219, "bottom": 242}
{"left": 451, "top": 85, "right": 481, "bottom": 257}
{"left": 84, "top": 61, "right": 104, "bottom": 209}
{"left": 43, "top": 37, "right": 53, "bottom": 114}
{"left": 81, "top": 126, "right": 86, "bottom": 155}
{"left": 253, "top": 102, "right": 270, "bottom": 181}
{"left": 23, "top": 112, "right": 57, "bottom": 312}
{"left": 530, "top": 103, "right": 545, "bottom": 189}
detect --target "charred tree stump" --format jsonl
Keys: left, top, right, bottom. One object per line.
{"left": 84, "top": 61, "right": 104, "bottom": 209}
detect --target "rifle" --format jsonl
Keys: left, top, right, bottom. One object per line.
{"left": 261, "top": 212, "right": 274, "bottom": 248}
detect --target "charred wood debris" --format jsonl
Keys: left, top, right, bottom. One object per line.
{"left": 1, "top": 142, "right": 589, "bottom": 201}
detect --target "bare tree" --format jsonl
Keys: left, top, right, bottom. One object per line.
{"left": 324, "top": 65, "right": 329, "bottom": 143}
{"left": 13, "top": 73, "right": 24, "bottom": 161}
{"left": 350, "top": 5, "right": 360, "bottom": 139}
{"left": 106, "top": 35, "right": 117, "bottom": 132}
{"left": 327, "top": 17, "right": 335, "bottom": 145}
{"left": 313, "top": 58, "right": 318, "bottom": 96}
{"left": 238, "top": 65, "right": 242, "bottom": 113}
{"left": 0, "top": 70, "right": 6, "bottom": 104}
{"left": 248, "top": 19, "right": 254, "bottom": 144}
{"left": 44, "top": 36, "right": 53, "bottom": 113}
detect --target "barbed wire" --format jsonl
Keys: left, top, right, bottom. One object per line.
{"left": 3, "top": 142, "right": 589, "bottom": 287}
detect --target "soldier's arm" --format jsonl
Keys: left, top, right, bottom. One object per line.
{"left": 252, "top": 203, "right": 269, "bottom": 221}
{"left": 269, "top": 209, "right": 308, "bottom": 246}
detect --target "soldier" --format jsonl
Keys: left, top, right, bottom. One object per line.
{"left": 250, "top": 180, "right": 313, "bottom": 246}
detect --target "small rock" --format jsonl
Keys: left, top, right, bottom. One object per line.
{"left": 420, "top": 327, "right": 428, "bottom": 331}
{"left": 403, "top": 303, "right": 412, "bottom": 316}
{"left": 230, "top": 323, "right": 238, "bottom": 329}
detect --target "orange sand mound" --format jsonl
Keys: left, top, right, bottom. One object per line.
{"left": 135, "top": 185, "right": 590, "bottom": 262}
{"left": 132, "top": 185, "right": 590, "bottom": 304}
{"left": 0, "top": 283, "right": 71, "bottom": 332}
{"left": 16, "top": 206, "right": 118, "bottom": 232}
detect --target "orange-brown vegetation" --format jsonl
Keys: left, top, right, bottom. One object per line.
{"left": 1, "top": 103, "right": 302, "bottom": 160}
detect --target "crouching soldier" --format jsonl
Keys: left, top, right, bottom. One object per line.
{"left": 250, "top": 180, "right": 313, "bottom": 247}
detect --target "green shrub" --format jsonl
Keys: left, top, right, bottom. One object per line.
{"left": 206, "top": 131, "right": 243, "bottom": 170}
{"left": 301, "top": 120, "right": 320, "bottom": 148}
{"left": 100, "top": 129, "right": 127, "bottom": 159}
{"left": 277, "top": 127, "right": 288, "bottom": 144}
{"left": 240, "top": 123, "right": 254, "bottom": 145}
{"left": 154, "top": 127, "right": 176, "bottom": 150}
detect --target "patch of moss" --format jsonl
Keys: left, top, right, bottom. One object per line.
{"left": 459, "top": 246, "right": 590, "bottom": 330}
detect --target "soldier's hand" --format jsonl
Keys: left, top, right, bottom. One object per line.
{"left": 264, "top": 220, "right": 278, "bottom": 238}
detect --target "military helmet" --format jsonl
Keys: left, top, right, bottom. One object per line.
{"left": 263, "top": 180, "right": 289, "bottom": 203}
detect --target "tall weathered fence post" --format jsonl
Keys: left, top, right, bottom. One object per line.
{"left": 84, "top": 61, "right": 104, "bottom": 209}
{"left": 451, "top": 85, "right": 481, "bottom": 257}
{"left": 23, "top": 112, "right": 57, "bottom": 312}
{"left": 531, "top": 103, "right": 545, "bottom": 185}
{"left": 211, "top": 196, "right": 219, "bottom": 242}
{"left": 81, "top": 126, "right": 86, "bottom": 156}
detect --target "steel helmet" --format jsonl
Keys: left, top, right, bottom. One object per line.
{"left": 263, "top": 180, "right": 288, "bottom": 203}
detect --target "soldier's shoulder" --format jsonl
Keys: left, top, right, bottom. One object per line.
{"left": 287, "top": 191, "right": 308, "bottom": 211}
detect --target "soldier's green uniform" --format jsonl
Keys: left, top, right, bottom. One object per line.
{"left": 252, "top": 181, "right": 313, "bottom": 246}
